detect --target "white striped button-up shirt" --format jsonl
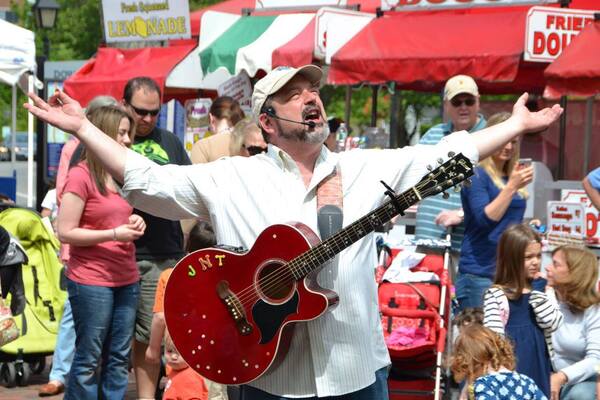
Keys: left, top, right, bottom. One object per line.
{"left": 121, "top": 131, "right": 478, "bottom": 397}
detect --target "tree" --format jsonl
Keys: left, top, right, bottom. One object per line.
{"left": 320, "top": 84, "right": 441, "bottom": 146}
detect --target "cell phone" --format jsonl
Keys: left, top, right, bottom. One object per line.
{"left": 519, "top": 158, "right": 532, "bottom": 168}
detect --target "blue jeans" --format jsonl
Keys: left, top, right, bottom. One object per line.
{"left": 561, "top": 376, "right": 597, "bottom": 400}
{"left": 49, "top": 298, "right": 75, "bottom": 384}
{"left": 239, "top": 366, "right": 389, "bottom": 399}
{"left": 65, "top": 279, "right": 139, "bottom": 400}
{"left": 455, "top": 273, "right": 492, "bottom": 312}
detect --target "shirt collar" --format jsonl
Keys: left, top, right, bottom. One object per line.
{"left": 266, "top": 144, "right": 338, "bottom": 191}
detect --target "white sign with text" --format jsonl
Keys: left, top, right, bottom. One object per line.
{"left": 561, "top": 190, "right": 600, "bottom": 245}
{"left": 217, "top": 71, "right": 253, "bottom": 114}
{"left": 524, "top": 6, "right": 596, "bottom": 62}
{"left": 546, "top": 201, "right": 586, "bottom": 249}
{"left": 101, "top": 0, "right": 191, "bottom": 43}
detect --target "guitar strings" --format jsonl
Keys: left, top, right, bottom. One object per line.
{"left": 231, "top": 176, "right": 456, "bottom": 308}
{"left": 230, "top": 180, "right": 450, "bottom": 309}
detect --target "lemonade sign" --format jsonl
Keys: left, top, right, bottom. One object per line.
{"left": 102, "top": 0, "right": 191, "bottom": 43}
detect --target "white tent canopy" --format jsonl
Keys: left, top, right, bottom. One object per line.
{"left": 0, "top": 18, "right": 37, "bottom": 88}
{"left": 0, "top": 18, "right": 39, "bottom": 207}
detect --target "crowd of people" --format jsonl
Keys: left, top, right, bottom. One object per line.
{"left": 12, "top": 64, "right": 597, "bottom": 400}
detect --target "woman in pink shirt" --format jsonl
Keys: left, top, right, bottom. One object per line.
{"left": 57, "top": 105, "right": 145, "bottom": 400}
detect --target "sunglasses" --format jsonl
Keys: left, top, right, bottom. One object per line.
{"left": 244, "top": 145, "right": 268, "bottom": 156}
{"left": 450, "top": 97, "right": 476, "bottom": 107}
{"left": 128, "top": 103, "right": 160, "bottom": 117}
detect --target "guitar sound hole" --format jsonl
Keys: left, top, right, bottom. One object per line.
{"left": 257, "top": 261, "right": 295, "bottom": 302}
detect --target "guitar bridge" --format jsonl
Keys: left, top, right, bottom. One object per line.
{"left": 216, "top": 281, "right": 253, "bottom": 336}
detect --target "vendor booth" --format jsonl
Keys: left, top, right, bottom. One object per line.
{"left": 168, "top": 7, "right": 374, "bottom": 91}
{"left": 63, "top": 44, "right": 196, "bottom": 108}
{"left": 328, "top": 6, "right": 546, "bottom": 93}
{"left": 544, "top": 15, "right": 600, "bottom": 98}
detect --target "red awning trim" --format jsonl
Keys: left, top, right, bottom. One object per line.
{"left": 544, "top": 20, "right": 600, "bottom": 98}
{"left": 64, "top": 45, "right": 195, "bottom": 107}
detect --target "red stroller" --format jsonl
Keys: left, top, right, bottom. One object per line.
{"left": 376, "top": 239, "right": 454, "bottom": 400}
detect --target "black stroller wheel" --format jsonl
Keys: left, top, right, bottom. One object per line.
{"left": 16, "top": 362, "right": 31, "bottom": 386}
{"left": 30, "top": 357, "right": 46, "bottom": 374}
{"left": 0, "top": 362, "right": 17, "bottom": 388}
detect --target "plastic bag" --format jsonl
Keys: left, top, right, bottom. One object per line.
{"left": 0, "top": 297, "right": 19, "bottom": 347}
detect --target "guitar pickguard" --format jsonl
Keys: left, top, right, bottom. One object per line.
{"left": 252, "top": 291, "right": 299, "bottom": 344}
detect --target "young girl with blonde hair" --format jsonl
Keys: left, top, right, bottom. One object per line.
{"left": 451, "top": 324, "right": 547, "bottom": 399}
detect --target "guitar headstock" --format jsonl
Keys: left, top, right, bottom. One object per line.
{"left": 416, "top": 152, "right": 474, "bottom": 199}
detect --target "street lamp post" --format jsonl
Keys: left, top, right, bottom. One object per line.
{"left": 32, "top": 0, "right": 60, "bottom": 210}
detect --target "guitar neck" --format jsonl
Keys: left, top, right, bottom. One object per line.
{"left": 289, "top": 186, "right": 422, "bottom": 280}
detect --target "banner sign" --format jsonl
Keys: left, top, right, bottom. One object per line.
{"left": 524, "top": 6, "right": 596, "bottom": 62}
{"left": 217, "top": 71, "right": 252, "bottom": 114}
{"left": 546, "top": 201, "right": 586, "bottom": 248}
{"left": 381, "top": 0, "right": 558, "bottom": 11}
{"left": 561, "top": 190, "right": 600, "bottom": 246}
{"left": 101, "top": 0, "right": 191, "bottom": 43}
{"left": 183, "top": 98, "right": 212, "bottom": 154}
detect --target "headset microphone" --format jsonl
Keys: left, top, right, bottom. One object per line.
{"left": 265, "top": 107, "right": 316, "bottom": 129}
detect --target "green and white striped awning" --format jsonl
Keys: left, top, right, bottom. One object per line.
{"left": 166, "top": 8, "right": 373, "bottom": 90}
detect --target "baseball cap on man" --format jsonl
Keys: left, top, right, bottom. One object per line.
{"left": 444, "top": 75, "right": 479, "bottom": 100}
{"left": 252, "top": 65, "right": 322, "bottom": 120}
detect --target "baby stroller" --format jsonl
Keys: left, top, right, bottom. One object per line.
{"left": 376, "top": 236, "right": 453, "bottom": 400}
{"left": 0, "top": 206, "right": 66, "bottom": 387}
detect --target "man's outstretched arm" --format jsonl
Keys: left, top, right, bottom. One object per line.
{"left": 469, "top": 93, "right": 562, "bottom": 160}
{"left": 24, "top": 90, "right": 128, "bottom": 182}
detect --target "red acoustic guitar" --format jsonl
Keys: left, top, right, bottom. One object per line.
{"left": 164, "top": 153, "right": 473, "bottom": 385}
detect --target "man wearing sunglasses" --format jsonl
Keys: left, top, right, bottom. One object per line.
{"left": 415, "top": 75, "right": 487, "bottom": 263}
{"left": 121, "top": 77, "right": 191, "bottom": 400}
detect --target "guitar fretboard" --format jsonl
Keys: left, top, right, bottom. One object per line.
{"left": 289, "top": 187, "right": 421, "bottom": 280}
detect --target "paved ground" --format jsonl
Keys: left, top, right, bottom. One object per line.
{"left": 0, "top": 356, "right": 139, "bottom": 400}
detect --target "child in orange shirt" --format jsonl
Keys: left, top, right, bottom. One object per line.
{"left": 146, "top": 221, "right": 216, "bottom": 365}
{"left": 162, "top": 330, "right": 208, "bottom": 400}
{"left": 145, "top": 222, "right": 228, "bottom": 399}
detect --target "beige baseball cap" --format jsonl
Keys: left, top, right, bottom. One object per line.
{"left": 444, "top": 75, "right": 479, "bottom": 100}
{"left": 251, "top": 65, "right": 323, "bottom": 120}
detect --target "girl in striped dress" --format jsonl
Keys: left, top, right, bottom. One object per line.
{"left": 482, "top": 224, "right": 563, "bottom": 398}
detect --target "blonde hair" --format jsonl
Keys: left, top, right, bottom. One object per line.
{"left": 229, "top": 117, "right": 261, "bottom": 156}
{"left": 83, "top": 106, "right": 135, "bottom": 195}
{"left": 552, "top": 245, "right": 600, "bottom": 313}
{"left": 450, "top": 324, "right": 515, "bottom": 383}
{"left": 479, "top": 112, "right": 528, "bottom": 199}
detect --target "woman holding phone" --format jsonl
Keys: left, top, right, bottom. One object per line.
{"left": 456, "top": 112, "right": 534, "bottom": 310}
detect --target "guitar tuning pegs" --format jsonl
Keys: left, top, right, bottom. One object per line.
{"left": 437, "top": 158, "right": 444, "bottom": 165}
{"left": 448, "top": 151, "right": 456, "bottom": 157}
{"left": 454, "top": 186, "right": 461, "bottom": 193}
{"left": 463, "top": 178, "right": 472, "bottom": 188}
{"left": 426, "top": 165, "right": 433, "bottom": 171}
{"left": 442, "top": 192, "right": 449, "bottom": 199}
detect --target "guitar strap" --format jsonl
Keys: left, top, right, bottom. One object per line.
{"left": 316, "top": 167, "right": 343, "bottom": 240}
